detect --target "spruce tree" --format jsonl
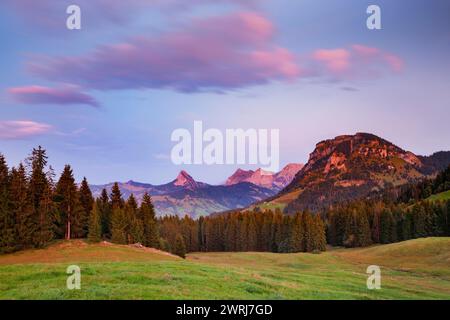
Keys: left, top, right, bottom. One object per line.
{"left": 0, "top": 154, "right": 16, "bottom": 253}
{"left": 412, "top": 204, "right": 426, "bottom": 238}
{"left": 271, "top": 210, "right": 283, "bottom": 252}
{"left": 140, "top": 193, "right": 159, "bottom": 248}
{"left": 174, "top": 234, "right": 187, "bottom": 259}
{"left": 261, "top": 211, "right": 272, "bottom": 251}
{"left": 246, "top": 213, "right": 258, "bottom": 251}
{"left": 314, "top": 215, "right": 327, "bottom": 251}
{"left": 356, "top": 212, "right": 372, "bottom": 247}
{"left": 9, "top": 164, "right": 34, "bottom": 250}
{"left": 110, "top": 183, "right": 123, "bottom": 209}
{"left": 371, "top": 210, "right": 381, "bottom": 243}
{"left": 27, "top": 146, "right": 54, "bottom": 247}
{"left": 87, "top": 200, "right": 102, "bottom": 243}
{"left": 303, "top": 212, "right": 314, "bottom": 252}
{"left": 401, "top": 212, "right": 413, "bottom": 240}
{"left": 129, "top": 215, "right": 144, "bottom": 244}
{"left": 79, "top": 177, "right": 94, "bottom": 237}
{"left": 446, "top": 200, "right": 450, "bottom": 236}
{"left": 55, "top": 165, "right": 84, "bottom": 239}
{"left": 99, "top": 188, "right": 112, "bottom": 238}
{"left": 380, "top": 209, "right": 395, "bottom": 244}
{"left": 290, "top": 212, "right": 304, "bottom": 252}
{"left": 127, "top": 194, "right": 138, "bottom": 211}
{"left": 34, "top": 182, "right": 55, "bottom": 247}
{"left": 126, "top": 194, "right": 143, "bottom": 244}
{"left": 111, "top": 207, "right": 128, "bottom": 244}
{"left": 27, "top": 146, "right": 48, "bottom": 211}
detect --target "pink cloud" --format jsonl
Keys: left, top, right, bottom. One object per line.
{"left": 27, "top": 12, "right": 300, "bottom": 92}
{"left": 351, "top": 44, "right": 380, "bottom": 56}
{"left": 313, "top": 49, "right": 351, "bottom": 73}
{"left": 0, "top": 121, "right": 52, "bottom": 140}
{"left": 8, "top": 85, "right": 99, "bottom": 107}
{"left": 311, "top": 44, "right": 404, "bottom": 79}
{"left": 383, "top": 54, "right": 404, "bottom": 72}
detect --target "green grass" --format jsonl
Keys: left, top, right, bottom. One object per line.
{"left": 0, "top": 238, "right": 449, "bottom": 300}
{"left": 427, "top": 190, "right": 450, "bottom": 202}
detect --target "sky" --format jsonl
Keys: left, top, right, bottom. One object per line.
{"left": 0, "top": 0, "right": 450, "bottom": 185}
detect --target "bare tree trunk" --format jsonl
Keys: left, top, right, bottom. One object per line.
{"left": 66, "top": 201, "right": 71, "bottom": 240}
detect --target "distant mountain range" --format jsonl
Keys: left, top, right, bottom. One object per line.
{"left": 90, "top": 164, "right": 303, "bottom": 218}
{"left": 256, "top": 133, "right": 450, "bottom": 213}
{"left": 91, "top": 132, "right": 450, "bottom": 218}
{"left": 225, "top": 164, "right": 303, "bottom": 191}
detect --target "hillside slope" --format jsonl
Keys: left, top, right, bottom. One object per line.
{"left": 266, "top": 133, "right": 450, "bottom": 213}
{"left": 0, "top": 238, "right": 449, "bottom": 300}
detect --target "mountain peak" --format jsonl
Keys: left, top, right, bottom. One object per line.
{"left": 225, "top": 169, "right": 254, "bottom": 186}
{"left": 279, "top": 132, "right": 432, "bottom": 212}
{"left": 174, "top": 170, "right": 194, "bottom": 184}
{"left": 225, "top": 165, "right": 303, "bottom": 190}
{"left": 254, "top": 168, "right": 274, "bottom": 176}
{"left": 173, "top": 170, "right": 199, "bottom": 190}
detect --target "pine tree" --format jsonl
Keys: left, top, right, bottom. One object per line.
{"left": 27, "top": 146, "right": 48, "bottom": 212}
{"left": 34, "top": 182, "right": 55, "bottom": 247}
{"left": 401, "top": 211, "right": 413, "bottom": 240}
{"left": 127, "top": 194, "right": 138, "bottom": 211}
{"left": 174, "top": 234, "right": 187, "bottom": 259}
{"left": 99, "top": 188, "right": 112, "bottom": 238}
{"left": 0, "top": 154, "right": 16, "bottom": 253}
{"left": 224, "top": 214, "right": 238, "bottom": 251}
{"left": 371, "top": 210, "right": 381, "bottom": 243}
{"left": 290, "top": 212, "right": 304, "bottom": 252}
{"left": 9, "top": 164, "right": 34, "bottom": 250}
{"left": 279, "top": 215, "right": 292, "bottom": 253}
{"left": 159, "top": 238, "right": 171, "bottom": 253}
{"left": 111, "top": 207, "right": 128, "bottom": 244}
{"left": 303, "top": 212, "right": 314, "bottom": 252}
{"left": 271, "top": 210, "right": 283, "bottom": 252}
{"left": 356, "top": 211, "right": 372, "bottom": 247}
{"left": 79, "top": 177, "right": 94, "bottom": 237}
{"left": 54, "top": 165, "right": 84, "bottom": 239}
{"left": 126, "top": 195, "right": 143, "bottom": 244}
{"left": 314, "top": 214, "right": 327, "bottom": 251}
{"left": 380, "top": 209, "right": 395, "bottom": 244}
{"left": 246, "top": 213, "right": 258, "bottom": 251}
{"left": 87, "top": 200, "right": 102, "bottom": 243}
{"left": 110, "top": 183, "right": 123, "bottom": 209}
{"left": 446, "top": 200, "right": 450, "bottom": 236}
{"left": 140, "top": 193, "right": 159, "bottom": 248}
{"left": 27, "top": 146, "right": 54, "bottom": 247}
{"left": 412, "top": 203, "right": 426, "bottom": 238}
{"left": 261, "top": 211, "right": 272, "bottom": 251}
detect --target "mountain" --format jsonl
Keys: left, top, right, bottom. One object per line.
{"left": 273, "top": 163, "right": 305, "bottom": 188}
{"left": 259, "top": 133, "right": 450, "bottom": 213}
{"left": 90, "top": 171, "right": 276, "bottom": 218}
{"left": 225, "top": 163, "right": 303, "bottom": 191}
{"left": 172, "top": 170, "right": 202, "bottom": 190}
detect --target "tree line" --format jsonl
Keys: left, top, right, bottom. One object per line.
{"left": 0, "top": 147, "right": 159, "bottom": 254}
{"left": 158, "top": 210, "right": 327, "bottom": 254}
{"left": 0, "top": 147, "right": 327, "bottom": 257}
{"left": 1, "top": 147, "right": 449, "bottom": 257}
{"left": 374, "top": 165, "right": 450, "bottom": 204}
{"left": 326, "top": 199, "right": 450, "bottom": 248}
{"left": 326, "top": 165, "right": 450, "bottom": 248}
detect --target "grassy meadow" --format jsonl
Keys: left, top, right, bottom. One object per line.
{"left": 0, "top": 238, "right": 449, "bottom": 300}
{"left": 427, "top": 190, "right": 450, "bottom": 202}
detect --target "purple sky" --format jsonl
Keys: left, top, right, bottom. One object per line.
{"left": 1, "top": 0, "right": 450, "bottom": 184}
